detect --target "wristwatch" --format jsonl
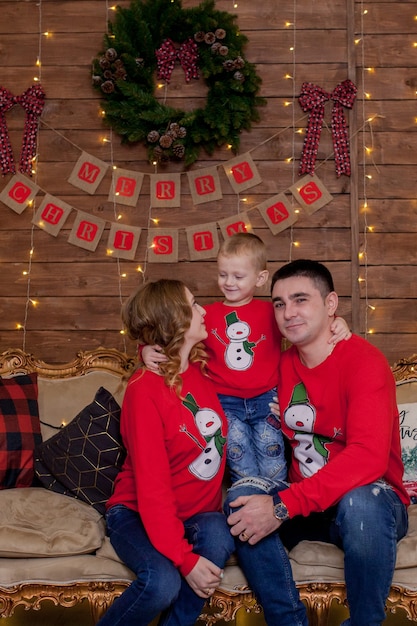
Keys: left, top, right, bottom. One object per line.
{"left": 272, "top": 494, "right": 290, "bottom": 522}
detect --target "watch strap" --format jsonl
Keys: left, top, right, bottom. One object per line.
{"left": 272, "top": 493, "right": 284, "bottom": 506}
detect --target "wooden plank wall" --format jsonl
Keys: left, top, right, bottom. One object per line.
{"left": 0, "top": 0, "right": 416, "bottom": 363}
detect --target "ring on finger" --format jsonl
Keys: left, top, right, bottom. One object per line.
{"left": 240, "top": 531, "right": 248, "bottom": 541}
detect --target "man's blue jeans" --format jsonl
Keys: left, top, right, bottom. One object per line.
{"left": 96, "top": 504, "right": 234, "bottom": 626}
{"left": 224, "top": 477, "right": 408, "bottom": 626}
{"left": 217, "top": 388, "right": 287, "bottom": 484}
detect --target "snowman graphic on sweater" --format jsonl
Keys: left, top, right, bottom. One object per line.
{"left": 212, "top": 311, "right": 265, "bottom": 371}
{"left": 284, "top": 382, "right": 333, "bottom": 478}
{"left": 181, "top": 392, "right": 226, "bottom": 481}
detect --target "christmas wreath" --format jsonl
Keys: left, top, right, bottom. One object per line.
{"left": 92, "top": 0, "right": 265, "bottom": 166}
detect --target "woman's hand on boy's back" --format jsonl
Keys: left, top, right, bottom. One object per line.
{"left": 269, "top": 395, "right": 281, "bottom": 420}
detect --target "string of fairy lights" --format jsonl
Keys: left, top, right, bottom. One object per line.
{"left": 285, "top": 0, "right": 298, "bottom": 262}
{"left": 14, "top": 0, "right": 391, "bottom": 342}
{"left": 357, "top": 3, "right": 381, "bottom": 338}
{"left": 106, "top": 128, "right": 128, "bottom": 347}
{"left": 355, "top": 3, "right": 395, "bottom": 338}
{"left": 17, "top": 0, "right": 44, "bottom": 349}
{"left": 104, "top": 1, "right": 128, "bottom": 347}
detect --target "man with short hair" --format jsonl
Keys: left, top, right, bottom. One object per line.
{"left": 225, "top": 259, "right": 409, "bottom": 626}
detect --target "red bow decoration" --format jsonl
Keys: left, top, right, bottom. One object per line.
{"left": 156, "top": 38, "right": 199, "bottom": 84}
{"left": 298, "top": 80, "right": 357, "bottom": 177}
{"left": 0, "top": 84, "right": 46, "bottom": 176}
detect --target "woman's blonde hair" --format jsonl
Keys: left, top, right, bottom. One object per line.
{"left": 122, "top": 279, "right": 207, "bottom": 393}
{"left": 218, "top": 232, "right": 267, "bottom": 272}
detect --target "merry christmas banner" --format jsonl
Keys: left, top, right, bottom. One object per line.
{"left": 0, "top": 158, "right": 333, "bottom": 262}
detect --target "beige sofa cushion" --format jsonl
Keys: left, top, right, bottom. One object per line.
{"left": 288, "top": 504, "right": 417, "bottom": 586}
{"left": 0, "top": 488, "right": 105, "bottom": 557}
{"left": 0, "top": 553, "right": 135, "bottom": 587}
{"left": 38, "top": 372, "right": 126, "bottom": 440}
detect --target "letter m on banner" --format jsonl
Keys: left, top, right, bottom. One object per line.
{"left": 68, "top": 151, "right": 109, "bottom": 195}
{"left": 218, "top": 213, "right": 253, "bottom": 241}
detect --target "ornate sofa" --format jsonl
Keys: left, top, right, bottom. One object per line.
{"left": 0, "top": 348, "right": 416, "bottom": 626}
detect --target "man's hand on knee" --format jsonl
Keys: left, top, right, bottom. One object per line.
{"left": 227, "top": 495, "right": 282, "bottom": 544}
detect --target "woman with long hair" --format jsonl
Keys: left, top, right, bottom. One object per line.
{"left": 97, "top": 279, "right": 234, "bottom": 626}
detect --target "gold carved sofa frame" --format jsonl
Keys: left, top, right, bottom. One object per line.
{"left": 0, "top": 348, "right": 416, "bottom": 626}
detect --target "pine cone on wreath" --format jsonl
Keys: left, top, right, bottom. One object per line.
{"left": 173, "top": 144, "right": 185, "bottom": 159}
{"left": 223, "top": 60, "right": 235, "bottom": 72}
{"left": 233, "top": 71, "right": 245, "bottom": 83}
{"left": 147, "top": 130, "right": 160, "bottom": 143}
{"left": 204, "top": 32, "right": 216, "bottom": 44}
{"left": 101, "top": 81, "right": 115, "bottom": 93}
{"left": 105, "top": 48, "right": 118, "bottom": 62}
{"left": 169, "top": 123, "right": 180, "bottom": 137}
{"left": 194, "top": 31, "right": 205, "bottom": 43}
{"left": 159, "top": 134, "right": 173, "bottom": 149}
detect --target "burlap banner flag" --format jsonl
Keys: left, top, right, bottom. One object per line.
{"left": 289, "top": 174, "right": 333, "bottom": 215}
{"left": 187, "top": 166, "right": 223, "bottom": 206}
{"left": 257, "top": 193, "right": 299, "bottom": 235}
{"left": 108, "top": 168, "right": 144, "bottom": 207}
{"left": 223, "top": 153, "right": 262, "bottom": 194}
{"left": 150, "top": 173, "right": 181, "bottom": 208}
{"left": 0, "top": 173, "right": 39, "bottom": 214}
{"left": 68, "top": 210, "right": 106, "bottom": 252}
{"left": 107, "top": 223, "right": 142, "bottom": 261}
{"left": 147, "top": 228, "right": 178, "bottom": 263}
{"left": 218, "top": 212, "right": 253, "bottom": 241}
{"left": 1, "top": 164, "right": 333, "bottom": 263}
{"left": 186, "top": 222, "right": 219, "bottom": 261}
{"left": 68, "top": 151, "right": 109, "bottom": 195}
{"left": 32, "top": 194, "right": 73, "bottom": 236}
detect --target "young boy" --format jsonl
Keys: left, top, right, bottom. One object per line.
{"left": 142, "top": 233, "right": 350, "bottom": 484}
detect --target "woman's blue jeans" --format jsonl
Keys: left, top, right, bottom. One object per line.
{"left": 97, "top": 504, "right": 234, "bottom": 626}
{"left": 217, "top": 388, "right": 287, "bottom": 484}
{"left": 224, "top": 477, "right": 408, "bottom": 626}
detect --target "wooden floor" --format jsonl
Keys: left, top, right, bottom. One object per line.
{"left": 0, "top": 601, "right": 412, "bottom": 625}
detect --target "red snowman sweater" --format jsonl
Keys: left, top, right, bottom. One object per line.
{"left": 107, "top": 363, "right": 228, "bottom": 576}
{"left": 278, "top": 335, "right": 409, "bottom": 518}
{"left": 204, "top": 300, "right": 283, "bottom": 398}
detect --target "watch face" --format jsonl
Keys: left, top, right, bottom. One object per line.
{"left": 274, "top": 502, "right": 289, "bottom": 521}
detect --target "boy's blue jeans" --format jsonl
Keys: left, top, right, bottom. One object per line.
{"left": 97, "top": 504, "right": 234, "bottom": 626}
{"left": 224, "top": 477, "right": 408, "bottom": 626}
{"left": 218, "top": 388, "right": 287, "bottom": 484}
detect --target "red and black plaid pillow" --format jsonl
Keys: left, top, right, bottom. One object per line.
{"left": 0, "top": 373, "right": 41, "bottom": 489}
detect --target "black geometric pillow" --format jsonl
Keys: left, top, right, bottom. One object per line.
{"left": 34, "top": 387, "right": 125, "bottom": 515}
